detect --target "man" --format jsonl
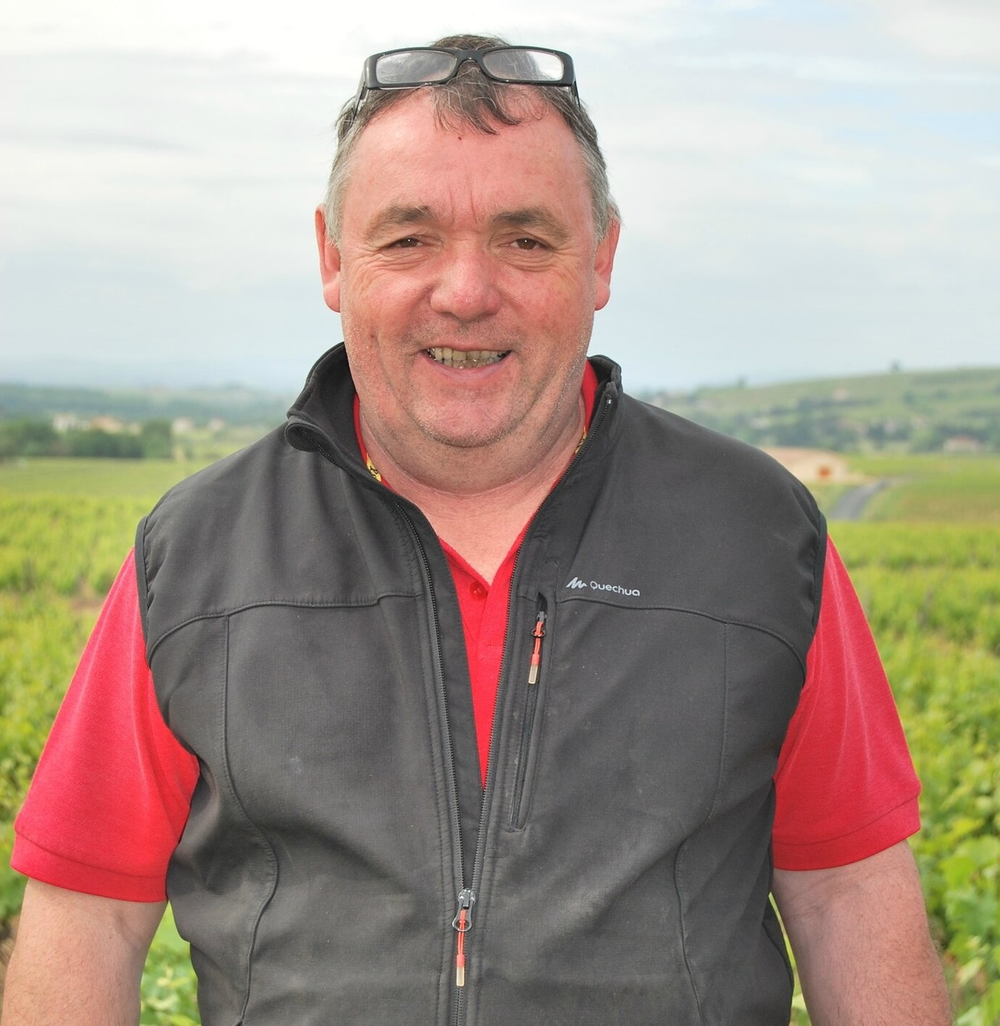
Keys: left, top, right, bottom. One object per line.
{"left": 3, "top": 34, "right": 950, "bottom": 1025}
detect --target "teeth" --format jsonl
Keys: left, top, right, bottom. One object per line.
{"left": 427, "top": 347, "right": 508, "bottom": 369}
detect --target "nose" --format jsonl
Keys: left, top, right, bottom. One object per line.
{"left": 428, "top": 246, "right": 502, "bottom": 322}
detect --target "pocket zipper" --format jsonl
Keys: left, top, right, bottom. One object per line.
{"left": 509, "top": 605, "right": 546, "bottom": 828}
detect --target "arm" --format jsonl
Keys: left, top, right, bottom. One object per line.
{"left": 1, "top": 880, "right": 165, "bottom": 1026}
{"left": 773, "top": 840, "right": 951, "bottom": 1026}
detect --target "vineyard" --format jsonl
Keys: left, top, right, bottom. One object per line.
{"left": 1, "top": 455, "right": 998, "bottom": 1024}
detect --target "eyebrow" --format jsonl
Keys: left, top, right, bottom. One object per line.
{"left": 365, "top": 204, "right": 571, "bottom": 244}
{"left": 366, "top": 204, "right": 434, "bottom": 239}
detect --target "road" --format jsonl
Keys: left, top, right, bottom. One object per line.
{"left": 829, "top": 479, "right": 891, "bottom": 521}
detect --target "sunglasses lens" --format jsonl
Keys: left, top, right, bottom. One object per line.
{"left": 481, "top": 49, "right": 566, "bottom": 83}
{"left": 375, "top": 50, "right": 458, "bottom": 85}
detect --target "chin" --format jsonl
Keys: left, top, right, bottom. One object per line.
{"left": 421, "top": 417, "right": 513, "bottom": 451}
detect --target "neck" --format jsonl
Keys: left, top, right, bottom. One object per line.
{"left": 361, "top": 399, "right": 586, "bottom": 580}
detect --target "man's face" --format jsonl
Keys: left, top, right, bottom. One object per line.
{"left": 316, "top": 91, "right": 618, "bottom": 466}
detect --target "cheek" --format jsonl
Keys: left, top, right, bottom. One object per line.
{"left": 525, "top": 276, "right": 596, "bottom": 343}
{"left": 343, "top": 277, "right": 428, "bottom": 344}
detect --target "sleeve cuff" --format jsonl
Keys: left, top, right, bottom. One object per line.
{"left": 11, "top": 831, "right": 168, "bottom": 902}
{"left": 773, "top": 796, "right": 921, "bottom": 871}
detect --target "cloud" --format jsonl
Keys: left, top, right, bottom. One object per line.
{"left": 1, "top": 127, "right": 190, "bottom": 152}
{"left": 2, "top": 49, "right": 334, "bottom": 289}
{"left": 867, "top": 0, "right": 1000, "bottom": 61}
{"left": 672, "top": 51, "right": 896, "bottom": 83}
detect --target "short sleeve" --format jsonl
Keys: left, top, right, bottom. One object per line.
{"left": 12, "top": 551, "right": 200, "bottom": 900}
{"left": 771, "top": 539, "right": 921, "bottom": 870}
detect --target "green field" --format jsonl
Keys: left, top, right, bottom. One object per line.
{"left": 1, "top": 454, "right": 998, "bottom": 1024}
{"left": 847, "top": 454, "right": 1000, "bottom": 525}
{"left": 0, "top": 457, "right": 213, "bottom": 499}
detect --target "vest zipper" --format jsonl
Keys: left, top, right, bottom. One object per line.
{"left": 509, "top": 603, "right": 546, "bottom": 828}
{"left": 380, "top": 502, "right": 470, "bottom": 1025}
{"left": 452, "top": 888, "right": 475, "bottom": 987}
{"left": 447, "top": 598, "right": 549, "bottom": 1012}
{"left": 448, "top": 558, "right": 526, "bottom": 1020}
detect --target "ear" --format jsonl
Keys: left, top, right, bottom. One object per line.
{"left": 315, "top": 206, "right": 342, "bottom": 313}
{"left": 593, "top": 217, "right": 620, "bottom": 312}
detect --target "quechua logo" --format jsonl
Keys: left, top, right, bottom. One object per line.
{"left": 565, "top": 576, "right": 640, "bottom": 597}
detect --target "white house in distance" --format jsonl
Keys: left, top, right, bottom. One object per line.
{"left": 762, "top": 448, "right": 861, "bottom": 485}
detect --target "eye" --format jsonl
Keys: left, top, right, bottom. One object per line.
{"left": 512, "top": 237, "right": 545, "bottom": 251}
{"left": 387, "top": 236, "right": 421, "bottom": 249}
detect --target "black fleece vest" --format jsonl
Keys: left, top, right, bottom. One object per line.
{"left": 138, "top": 346, "right": 826, "bottom": 1025}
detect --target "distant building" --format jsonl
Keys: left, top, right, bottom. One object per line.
{"left": 89, "top": 416, "right": 130, "bottom": 434}
{"left": 52, "top": 414, "right": 82, "bottom": 432}
{"left": 943, "top": 435, "right": 983, "bottom": 453}
{"left": 762, "top": 447, "right": 860, "bottom": 485}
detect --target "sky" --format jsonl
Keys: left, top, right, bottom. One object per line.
{"left": 2, "top": 0, "right": 998, "bottom": 395}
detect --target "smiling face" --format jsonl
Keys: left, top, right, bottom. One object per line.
{"left": 316, "top": 90, "right": 618, "bottom": 485}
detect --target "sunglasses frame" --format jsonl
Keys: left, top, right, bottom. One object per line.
{"left": 347, "top": 46, "right": 579, "bottom": 127}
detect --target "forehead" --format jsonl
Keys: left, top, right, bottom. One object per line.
{"left": 340, "top": 92, "right": 593, "bottom": 233}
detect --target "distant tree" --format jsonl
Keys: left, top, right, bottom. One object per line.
{"left": 0, "top": 419, "right": 60, "bottom": 459}
{"left": 910, "top": 427, "right": 945, "bottom": 453}
{"left": 773, "top": 417, "right": 820, "bottom": 448}
{"left": 139, "top": 420, "right": 173, "bottom": 459}
{"left": 67, "top": 429, "right": 142, "bottom": 458}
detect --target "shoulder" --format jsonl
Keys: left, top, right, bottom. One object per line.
{"left": 617, "top": 393, "right": 819, "bottom": 514}
{"left": 136, "top": 426, "right": 315, "bottom": 636}
{"left": 148, "top": 425, "right": 289, "bottom": 519}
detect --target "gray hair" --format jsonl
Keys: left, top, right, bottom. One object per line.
{"left": 323, "top": 33, "right": 619, "bottom": 244}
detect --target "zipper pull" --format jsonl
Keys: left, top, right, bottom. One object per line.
{"left": 527, "top": 610, "right": 547, "bottom": 685}
{"left": 452, "top": 888, "right": 476, "bottom": 988}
